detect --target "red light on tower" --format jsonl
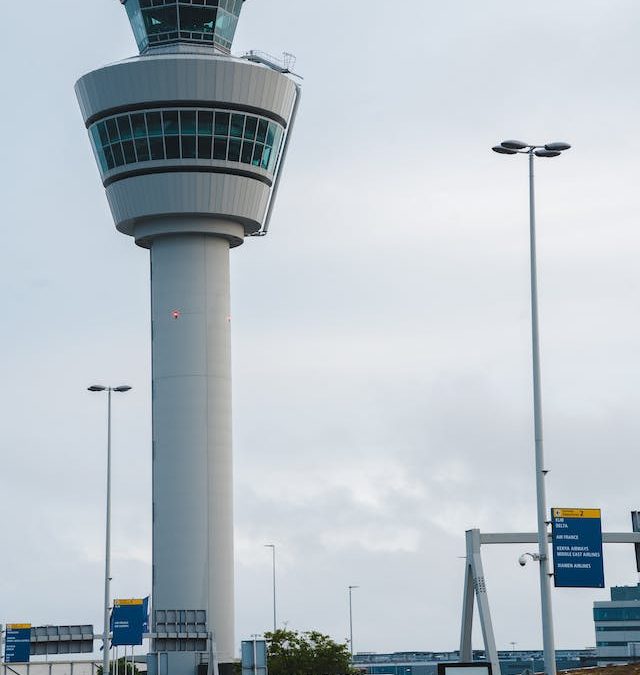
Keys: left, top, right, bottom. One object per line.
{"left": 172, "top": 310, "right": 181, "bottom": 320}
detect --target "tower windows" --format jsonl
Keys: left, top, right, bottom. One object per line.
{"left": 197, "top": 111, "right": 213, "bottom": 136}
{"left": 143, "top": 6, "right": 178, "bottom": 38}
{"left": 179, "top": 7, "right": 216, "bottom": 34}
{"left": 180, "top": 111, "right": 197, "bottom": 159}
{"left": 89, "top": 107, "right": 285, "bottom": 177}
{"left": 230, "top": 114, "right": 244, "bottom": 138}
{"left": 124, "top": 0, "right": 244, "bottom": 53}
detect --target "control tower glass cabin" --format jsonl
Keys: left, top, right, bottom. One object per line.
{"left": 123, "top": 0, "right": 244, "bottom": 54}
{"left": 76, "top": 3, "right": 299, "bottom": 675}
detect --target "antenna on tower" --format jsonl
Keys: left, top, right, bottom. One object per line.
{"left": 242, "top": 50, "right": 302, "bottom": 79}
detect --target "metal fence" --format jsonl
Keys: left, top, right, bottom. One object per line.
{"left": 1, "top": 662, "right": 100, "bottom": 675}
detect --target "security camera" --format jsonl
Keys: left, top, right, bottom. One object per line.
{"left": 518, "top": 552, "right": 540, "bottom": 567}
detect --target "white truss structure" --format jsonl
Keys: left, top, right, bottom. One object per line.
{"left": 459, "top": 528, "right": 640, "bottom": 675}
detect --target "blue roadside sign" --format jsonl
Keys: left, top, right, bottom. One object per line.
{"left": 551, "top": 508, "right": 604, "bottom": 588}
{"left": 5, "top": 624, "right": 31, "bottom": 663}
{"left": 111, "top": 598, "right": 148, "bottom": 646}
{"left": 241, "top": 639, "right": 268, "bottom": 675}
{"left": 142, "top": 596, "right": 149, "bottom": 633}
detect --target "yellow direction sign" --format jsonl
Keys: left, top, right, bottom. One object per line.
{"left": 552, "top": 508, "right": 601, "bottom": 519}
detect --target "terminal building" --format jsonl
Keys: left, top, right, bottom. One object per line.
{"left": 351, "top": 585, "right": 640, "bottom": 675}
{"left": 594, "top": 584, "right": 640, "bottom": 664}
{"left": 352, "top": 650, "right": 598, "bottom": 675}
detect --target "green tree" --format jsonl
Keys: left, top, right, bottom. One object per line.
{"left": 265, "top": 629, "right": 354, "bottom": 675}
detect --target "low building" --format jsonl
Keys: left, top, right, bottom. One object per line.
{"left": 353, "top": 649, "right": 597, "bottom": 675}
{"left": 594, "top": 584, "right": 640, "bottom": 664}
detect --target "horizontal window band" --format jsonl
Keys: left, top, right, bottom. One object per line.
{"left": 86, "top": 100, "right": 288, "bottom": 129}
{"left": 596, "top": 625, "right": 640, "bottom": 631}
{"left": 90, "top": 110, "right": 284, "bottom": 174}
{"left": 103, "top": 164, "right": 273, "bottom": 189}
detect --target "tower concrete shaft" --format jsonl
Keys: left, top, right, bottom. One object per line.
{"left": 76, "top": 3, "right": 299, "bottom": 673}
{"left": 151, "top": 231, "right": 236, "bottom": 663}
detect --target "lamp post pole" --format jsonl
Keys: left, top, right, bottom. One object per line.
{"left": 527, "top": 147, "right": 556, "bottom": 675}
{"left": 89, "top": 384, "right": 132, "bottom": 675}
{"left": 265, "top": 544, "right": 276, "bottom": 632}
{"left": 492, "top": 139, "right": 571, "bottom": 675}
{"left": 348, "top": 585, "right": 358, "bottom": 657}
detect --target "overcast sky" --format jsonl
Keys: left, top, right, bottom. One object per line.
{"left": 3, "top": 0, "right": 640, "bottom": 661}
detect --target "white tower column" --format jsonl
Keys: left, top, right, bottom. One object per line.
{"left": 150, "top": 230, "right": 237, "bottom": 665}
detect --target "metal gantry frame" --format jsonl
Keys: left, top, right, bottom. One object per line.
{"left": 459, "top": 528, "right": 640, "bottom": 675}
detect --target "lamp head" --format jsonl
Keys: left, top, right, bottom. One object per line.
{"left": 500, "top": 140, "right": 529, "bottom": 150}
{"left": 113, "top": 385, "right": 133, "bottom": 393}
{"left": 88, "top": 385, "right": 107, "bottom": 392}
{"left": 120, "top": 0, "right": 247, "bottom": 55}
{"left": 534, "top": 149, "right": 562, "bottom": 158}
{"left": 492, "top": 146, "right": 518, "bottom": 155}
{"left": 545, "top": 142, "right": 571, "bottom": 152}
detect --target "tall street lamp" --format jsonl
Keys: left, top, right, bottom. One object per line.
{"left": 88, "top": 384, "right": 132, "bottom": 675}
{"left": 264, "top": 544, "right": 276, "bottom": 632}
{"left": 348, "top": 585, "right": 359, "bottom": 657}
{"left": 491, "top": 139, "right": 571, "bottom": 675}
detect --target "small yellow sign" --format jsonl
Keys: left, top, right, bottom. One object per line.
{"left": 7, "top": 624, "right": 31, "bottom": 630}
{"left": 553, "top": 508, "right": 601, "bottom": 519}
{"left": 114, "top": 598, "right": 144, "bottom": 606}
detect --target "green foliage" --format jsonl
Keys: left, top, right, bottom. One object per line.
{"left": 96, "top": 657, "right": 140, "bottom": 674}
{"left": 264, "top": 629, "right": 354, "bottom": 675}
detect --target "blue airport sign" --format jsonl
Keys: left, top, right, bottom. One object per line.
{"left": 142, "top": 596, "right": 149, "bottom": 633}
{"left": 111, "top": 598, "right": 148, "bottom": 646}
{"left": 551, "top": 508, "right": 604, "bottom": 588}
{"left": 4, "top": 624, "right": 31, "bottom": 663}
{"left": 241, "top": 639, "right": 268, "bottom": 675}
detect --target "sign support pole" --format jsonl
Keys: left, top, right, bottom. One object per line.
{"left": 631, "top": 512, "right": 640, "bottom": 582}
{"left": 459, "top": 561, "right": 474, "bottom": 662}
{"left": 459, "top": 530, "right": 501, "bottom": 675}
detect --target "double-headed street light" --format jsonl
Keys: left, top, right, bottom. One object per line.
{"left": 88, "top": 384, "right": 132, "bottom": 675}
{"left": 492, "top": 139, "right": 571, "bottom": 675}
{"left": 492, "top": 140, "right": 571, "bottom": 157}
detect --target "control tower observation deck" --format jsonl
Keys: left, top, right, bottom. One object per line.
{"left": 75, "top": 3, "right": 299, "bottom": 675}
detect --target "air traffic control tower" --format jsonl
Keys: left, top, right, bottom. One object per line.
{"left": 76, "top": 3, "right": 299, "bottom": 674}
